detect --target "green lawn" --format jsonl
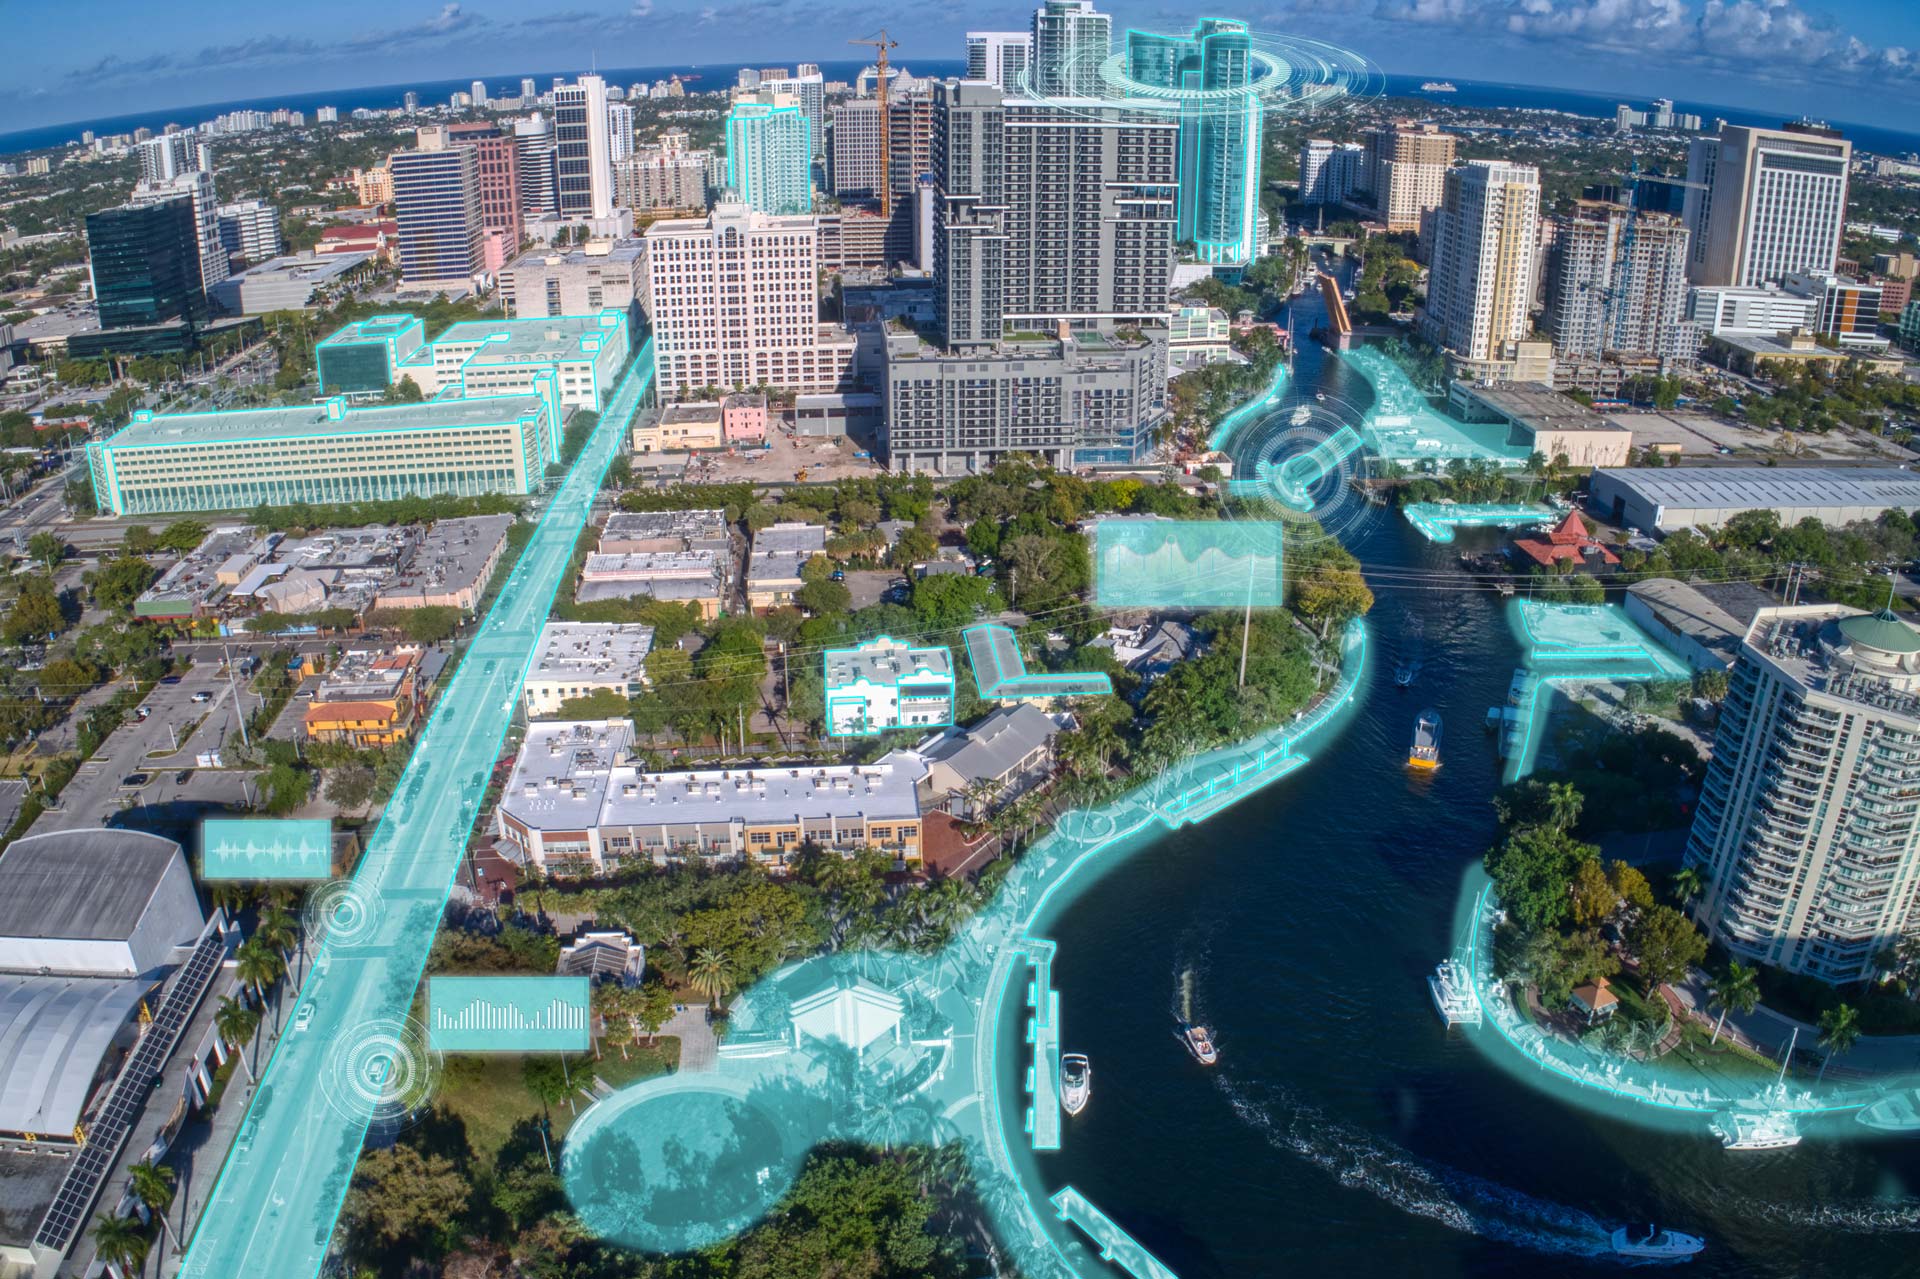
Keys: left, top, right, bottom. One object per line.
{"left": 434, "top": 1039, "right": 678, "bottom": 1166}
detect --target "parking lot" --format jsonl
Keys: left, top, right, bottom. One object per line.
{"left": 1611, "top": 410, "right": 1913, "bottom": 463}
{"left": 632, "top": 428, "right": 886, "bottom": 486}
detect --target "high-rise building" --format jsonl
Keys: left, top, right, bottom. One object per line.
{"left": 642, "top": 200, "right": 857, "bottom": 396}
{"left": 1299, "top": 139, "right": 1366, "bottom": 206}
{"left": 1125, "top": 19, "right": 1260, "bottom": 266}
{"left": 1683, "top": 122, "right": 1851, "bottom": 287}
{"left": 1686, "top": 606, "right": 1920, "bottom": 985}
{"left": 606, "top": 102, "right": 634, "bottom": 163}
{"left": 85, "top": 198, "right": 209, "bottom": 330}
{"left": 554, "top": 75, "right": 615, "bottom": 219}
{"left": 1363, "top": 122, "right": 1456, "bottom": 233}
{"left": 134, "top": 133, "right": 207, "bottom": 183}
{"left": 1030, "top": 0, "right": 1112, "bottom": 99}
{"left": 966, "top": 31, "right": 1032, "bottom": 89}
{"left": 316, "top": 106, "right": 338, "bottom": 124}
{"left": 131, "top": 168, "right": 228, "bottom": 292}
{"left": 215, "top": 199, "right": 284, "bottom": 266}
{"left": 471, "top": 80, "right": 488, "bottom": 108}
{"left": 725, "top": 93, "right": 813, "bottom": 215}
{"left": 828, "top": 99, "right": 885, "bottom": 197}
{"left": 757, "top": 67, "right": 826, "bottom": 159}
{"left": 614, "top": 149, "right": 720, "bottom": 211}
{"left": 448, "top": 122, "right": 524, "bottom": 259}
{"left": 522, "top": 78, "right": 538, "bottom": 102}
{"left": 1422, "top": 160, "right": 1541, "bottom": 363}
{"left": 390, "top": 130, "right": 484, "bottom": 287}
{"left": 888, "top": 93, "right": 935, "bottom": 195}
{"left": 404, "top": 91, "right": 420, "bottom": 112}
{"left": 1545, "top": 200, "right": 1692, "bottom": 360}
{"left": 514, "top": 115, "right": 558, "bottom": 217}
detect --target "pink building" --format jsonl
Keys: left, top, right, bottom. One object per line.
{"left": 722, "top": 392, "right": 768, "bottom": 443}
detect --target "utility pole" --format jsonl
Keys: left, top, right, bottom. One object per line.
{"left": 850, "top": 29, "right": 899, "bottom": 217}
{"left": 222, "top": 642, "right": 251, "bottom": 749}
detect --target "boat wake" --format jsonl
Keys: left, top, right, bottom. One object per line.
{"left": 1215, "top": 1073, "right": 1616, "bottom": 1259}
{"left": 1170, "top": 925, "right": 1218, "bottom": 1028}
{"left": 1722, "top": 1197, "right": 1920, "bottom": 1234}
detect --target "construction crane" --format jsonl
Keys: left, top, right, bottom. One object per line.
{"left": 850, "top": 29, "right": 900, "bottom": 217}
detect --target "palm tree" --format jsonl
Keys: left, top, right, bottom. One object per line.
{"left": 91, "top": 1213, "right": 149, "bottom": 1279}
{"left": 687, "top": 947, "right": 734, "bottom": 1010}
{"left": 1817, "top": 1003, "right": 1861, "bottom": 1083}
{"left": 1707, "top": 962, "right": 1759, "bottom": 1046}
{"left": 233, "top": 938, "right": 282, "bottom": 1001}
{"left": 213, "top": 996, "right": 261, "bottom": 1082}
{"left": 1542, "top": 781, "right": 1583, "bottom": 832}
{"left": 128, "top": 1161, "right": 178, "bottom": 1255}
{"left": 1670, "top": 865, "right": 1705, "bottom": 907}
{"left": 589, "top": 982, "right": 629, "bottom": 1061}
{"left": 256, "top": 905, "right": 298, "bottom": 972}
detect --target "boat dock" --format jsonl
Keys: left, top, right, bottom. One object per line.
{"left": 1050, "top": 1185, "right": 1181, "bottom": 1279}
{"left": 1026, "top": 942, "right": 1062, "bottom": 1151}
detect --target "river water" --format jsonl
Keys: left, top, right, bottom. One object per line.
{"left": 1020, "top": 291, "right": 1920, "bottom": 1277}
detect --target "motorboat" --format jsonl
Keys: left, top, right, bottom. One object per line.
{"left": 1506, "top": 668, "right": 1532, "bottom": 705}
{"left": 1609, "top": 1224, "right": 1705, "bottom": 1260}
{"left": 1710, "top": 1108, "right": 1801, "bottom": 1151}
{"left": 1061, "top": 1054, "right": 1091, "bottom": 1116}
{"left": 1179, "top": 1022, "right": 1219, "bottom": 1066}
{"left": 1393, "top": 659, "right": 1422, "bottom": 688}
{"left": 1856, "top": 1088, "right": 1920, "bottom": 1133}
{"left": 1290, "top": 404, "right": 1313, "bottom": 426}
{"left": 1428, "top": 958, "right": 1482, "bottom": 1027}
{"left": 1408, "top": 709, "right": 1443, "bottom": 770}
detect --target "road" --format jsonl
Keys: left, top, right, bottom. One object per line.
{"left": 173, "top": 339, "right": 656, "bottom": 1279}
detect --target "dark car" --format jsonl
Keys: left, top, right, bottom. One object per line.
{"left": 120, "top": 773, "right": 150, "bottom": 789}
{"left": 175, "top": 769, "right": 193, "bottom": 785}
{"left": 160, "top": 675, "right": 183, "bottom": 686}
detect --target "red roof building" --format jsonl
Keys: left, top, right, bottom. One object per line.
{"left": 1512, "top": 510, "right": 1620, "bottom": 569}
{"left": 315, "top": 221, "right": 398, "bottom": 263}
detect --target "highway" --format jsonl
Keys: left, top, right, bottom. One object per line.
{"left": 174, "top": 339, "right": 654, "bottom": 1278}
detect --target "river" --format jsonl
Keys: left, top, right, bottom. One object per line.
{"left": 1016, "top": 291, "right": 1920, "bottom": 1278}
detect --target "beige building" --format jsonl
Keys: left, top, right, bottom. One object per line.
{"left": 1683, "top": 123, "right": 1850, "bottom": 287}
{"left": 1366, "top": 122, "right": 1456, "bottom": 233}
{"left": 1423, "top": 160, "right": 1541, "bottom": 362}
{"left": 642, "top": 200, "right": 858, "bottom": 397}
{"left": 354, "top": 165, "right": 393, "bottom": 205}
{"left": 1447, "top": 381, "right": 1634, "bottom": 469}
{"left": 499, "top": 241, "right": 645, "bottom": 319}
{"left": 615, "top": 149, "right": 719, "bottom": 211}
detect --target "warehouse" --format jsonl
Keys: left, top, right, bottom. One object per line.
{"left": 1590, "top": 466, "right": 1920, "bottom": 534}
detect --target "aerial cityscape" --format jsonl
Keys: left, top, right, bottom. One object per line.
{"left": 3, "top": 2, "right": 1920, "bottom": 1277}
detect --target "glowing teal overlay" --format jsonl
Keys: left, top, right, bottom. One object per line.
{"left": 823, "top": 636, "right": 956, "bottom": 738}
{"left": 1445, "top": 864, "right": 1920, "bottom": 1141}
{"left": 428, "top": 976, "right": 592, "bottom": 1053}
{"left": 1027, "top": 941, "right": 1063, "bottom": 1151}
{"left": 1339, "top": 347, "right": 1531, "bottom": 466}
{"left": 200, "top": 818, "right": 332, "bottom": 881}
{"left": 1403, "top": 502, "right": 1554, "bottom": 543}
{"left": 176, "top": 338, "right": 655, "bottom": 1279}
{"left": 1092, "top": 518, "right": 1285, "bottom": 610}
{"left": 963, "top": 624, "right": 1113, "bottom": 702}
{"left": 1205, "top": 359, "right": 1288, "bottom": 451}
{"left": 1051, "top": 1186, "right": 1179, "bottom": 1279}
{"left": 560, "top": 620, "right": 1367, "bottom": 1277}
{"left": 1503, "top": 600, "right": 1692, "bottom": 784}
{"left": 1271, "top": 426, "right": 1364, "bottom": 510}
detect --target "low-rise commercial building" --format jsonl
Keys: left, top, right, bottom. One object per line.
{"left": 85, "top": 396, "right": 551, "bottom": 516}
{"left": 494, "top": 719, "right": 926, "bottom": 871}
{"left": 373, "top": 513, "right": 514, "bottom": 613}
{"left": 633, "top": 394, "right": 768, "bottom": 454}
{"left": 1446, "top": 380, "right": 1635, "bottom": 469}
{"left": 598, "top": 509, "right": 730, "bottom": 554}
{"left": 524, "top": 622, "right": 655, "bottom": 715}
{"left": 1591, "top": 466, "right": 1920, "bottom": 534}
{"left": 209, "top": 252, "right": 375, "bottom": 315}
{"left": 747, "top": 521, "right": 826, "bottom": 610}
{"left": 824, "top": 637, "right": 955, "bottom": 737}
{"left": 315, "top": 313, "right": 428, "bottom": 395}
{"left": 499, "top": 241, "right": 645, "bottom": 320}
{"left": 577, "top": 551, "right": 727, "bottom": 617}
{"left": 916, "top": 703, "right": 1067, "bottom": 819}
{"left": 1623, "top": 578, "right": 1772, "bottom": 672}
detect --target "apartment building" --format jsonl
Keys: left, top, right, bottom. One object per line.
{"left": 1423, "top": 160, "right": 1542, "bottom": 363}
{"left": 825, "top": 637, "right": 956, "bottom": 737}
{"left": 1545, "top": 200, "right": 1693, "bottom": 360}
{"left": 1683, "top": 122, "right": 1851, "bottom": 287}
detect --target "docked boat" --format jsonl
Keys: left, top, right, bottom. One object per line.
{"left": 1179, "top": 1022, "right": 1219, "bottom": 1066}
{"left": 1408, "top": 709, "right": 1442, "bottom": 770}
{"left": 1856, "top": 1088, "right": 1920, "bottom": 1133}
{"left": 1608, "top": 1224, "right": 1705, "bottom": 1260}
{"left": 1506, "top": 668, "right": 1532, "bottom": 705}
{"left": 1061, "top": 1054, "right": 1091, "bottom": 1116}
{"left": 1427, "top": 958, "right": 1482, "bottom": 1027}
{"left": 1710, "top": 1108, "right": 1801, "bottom": 1151}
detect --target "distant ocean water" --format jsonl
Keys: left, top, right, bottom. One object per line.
{"left": 4, "top": 66, "right": 1917, "bottom": 160}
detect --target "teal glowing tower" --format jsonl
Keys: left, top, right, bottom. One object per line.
{"left": 1126, "top": 19, "right": 1263, "bottom": 267}
{"left": 725, "top": 97, "right": 813, "bottom": 216}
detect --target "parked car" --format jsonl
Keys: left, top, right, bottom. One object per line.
{"left": 191, "top": 690, "right": 213, "bottom": 703}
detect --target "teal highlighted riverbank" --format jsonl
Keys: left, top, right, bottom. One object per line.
{"left": 1403, "top": 502, "right": 1554, "bottom": 543}
{"left": 1206, "top": 359, "right": 1290, "bottom": 451}
{"left": 177, "top": 340, "right": 656, "bottom": 1279}
{"left": 1340, "top": 347, "right": 1530, "bottom": 466}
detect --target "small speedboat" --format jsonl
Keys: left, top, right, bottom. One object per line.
{"left": 1856, "top": 1088, "right": 1920, "bottom": 1133}
{"left": 1061, "top": 1054, "right": 1091, "bottom": 1116}
{"left": 1408, "top": 709, "right": 1442, "bottom": 770}
{"left": 1178, "top": 1022, "right": 1218, "bottom": 1066}
{"left": 1609, "top": 1224, "right": 1705, "bottom": 1260}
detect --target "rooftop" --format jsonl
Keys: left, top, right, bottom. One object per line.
{"left": 1626, "top": 578, "right": 1773, "bottom": 665}
{"left": 1452, "top": 380, "right": 1623, "bottom": 433}
{"left": 419, "top": 312, "right": 624, "bottom": 365}
{"left": 504, "top": 240, "right": 645, "bottom": 271}
{"left": 600, "top": 508, "right": 731, "bottom": 551}
{"left": 221, "top": 253, "right": 372, "bottom": 287}
{"left": 529, "top": 622, "right": 656, "bottom": 683}
{"left": 98, "top": 392, "right": 547, "bottom": 450}
{"left": 0, "top": 973, "right": 154, "bottom": 1138}
{"left": 376, "top": 514, "right": 514, "bottom": 603}
{"left": 748, "top": 521, "right": 827, "bottom": 583}
{"left": 0, "top": 830, "right": 186, "bottom": 945}
{"left": 825, "top": 637, "right": 954, "bottom": 690}
{"left": 1594, "top": 466, "right": 1920, "bottom": 510}
{"left": 919, "top": 704, "right": 1066, "bottom": 784}
{"left": 316, "top": 313, "right": 425, "bottom": 348}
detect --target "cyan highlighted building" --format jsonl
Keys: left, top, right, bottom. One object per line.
{"left": 726, "top": 96, "right": 813, "bottom": 216}
{"left": 824, "top": 636, "right": 955, "bottom": 737}
{"left": 315, "top": 314, "right": 427, "bottom": 395}
{"left": 963, "top": 624, "right": 1113, "bottom": 702}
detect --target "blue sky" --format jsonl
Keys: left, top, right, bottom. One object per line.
{"left": 5, "top": 0, "right": 1920, "bottom": 134}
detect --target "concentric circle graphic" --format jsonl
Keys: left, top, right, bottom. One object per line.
{"left": 319, "top": 1015, "right": 440, "bottom": 1127}
{"left": 303, "top": 879, "right": 383, "bottom": 949}
{"left": 1225, "top": 389, "right": 1383, "bottom": 550}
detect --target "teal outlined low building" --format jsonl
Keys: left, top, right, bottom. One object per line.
{"left": 314, "top": 314, "right": 427, "bottom": 395}
{"left": 824, "top": 636, "right": 955, "bottom": 737}
{"left": 84, "top": 390, "right": 554, "bottom": 516}
{"left": 963, "top": 624, "right": 1113, "bottom": 703}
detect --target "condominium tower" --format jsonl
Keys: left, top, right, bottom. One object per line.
{"left": 725, "top": 93, "right": 813, "bottom": 215}
{"left": 1686, "top": 607, "right": 1920, "bottom": 984}
{"left": 1545, "top": 200, "right": 1692, "bottom": 360}
{"left": 554, "top": 75, "right": 616, "bottom": 219}
{"left": 1683, "top": 122, "right": 1851, "bottom": 287}
{"left": 1422, "top": 160, "right": 1542, "bottom": 362}
{"left": 1030, "top": 0, "right": 1112, "bottom": 99}
{"left": 966, "top": 31, "right": 1032, "bottom": 89}
{"left": 1125, "top": 19, "right": 1261, "bottom": 266}
{"left": 1299, "top": 139, "right": 1366, "bottom": 206}
{"left": 1365, "top": 122, "right": 1457, "bottom": 233}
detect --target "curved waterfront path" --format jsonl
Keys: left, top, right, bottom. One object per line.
{"left": 176, "top": 341, "right": 656, "bottom": 1279}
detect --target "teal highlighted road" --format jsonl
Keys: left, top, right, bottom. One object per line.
{"left": 177, "top": 339, "right": 655, "bottom": 1278}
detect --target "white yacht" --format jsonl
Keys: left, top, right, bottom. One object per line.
{"left": 1428, "top": 958, "right": 1482, "bottom": 1027}
{"left": 1061, "top": 1054, "right": 1091, "bottom": 1116}
{"left": 1710, "top": 1108, "right": 1801, "bottom": 1151}
{"left": 1609, "top": 1224, "right": 1705, "bottom": 1260}
{"left": 1857, "top": 1088, "right": 1920, "bottom": 1133}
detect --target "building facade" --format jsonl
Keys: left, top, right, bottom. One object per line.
{"left": 1423, "top": 160, "right": 1541, "bottom": 362}
{"left": 448, "top": 122, "right": 524, "bottom": 254}
{"left": 825, "top": 636, "right": 956, "bottom": 736}
{"left": 614, "top": 149, "right": 719, "bottom": 211}
{"left": 1299, "top": 139, "right": 1366, "bottom": 206}
{"left": 524, "top": 622, "right": 654, "bottom": 716}
{"left": 1029, "top": 0, "right": 1112, "bottom": 99}
{"left": 1683, "top": 123, "right": 1851, "bottom": 287}
{"left": 966, "top": 31, "right": 1032, "bottom": 89}
{"left": 390, "top": 134, "right": 484, "bottom": 288}
{"left": 554, "top": 75, "right": 616, "bottom": 220}
{"left": 499, "top": 241, "right": 644, "bottom": 319}
{"left": 214, "top": 199, "right": 283, "bottom": 266}
{"left": 725, "top": 94, "right": 813, "bottom": 216}
{"left": 1686, "top": 606, "right": 1920, "bottom": 984}
{"left": 1125, "top": 19, "right": 1261, "bottom": 267}
{"left": 1545, "top": 200, "right": 1692, "bottom": 361}
{"left": 1364, "top": 122, "right": 1456, "bottom": 233}
{"left": 131, "top": 168, "right": 228, "bottom": 293}
{"left": 86, "top": 199, "right": 209, "bottom": 330}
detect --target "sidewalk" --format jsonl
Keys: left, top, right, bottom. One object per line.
{"left": 1673, "top": 972, "right": 1920, "bottom": 1076}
